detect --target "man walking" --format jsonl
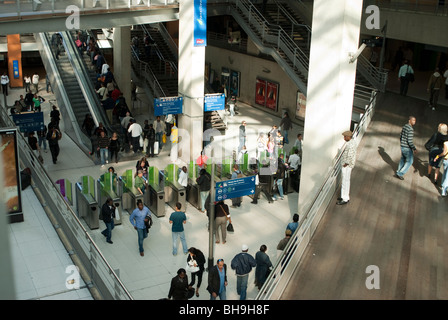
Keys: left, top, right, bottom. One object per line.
{"left": 153, "top": 116, "right": 164, "bottom": 150}
{"left": 238, "top": 121, "right": 246, "bottom": 153}
{"left": 395, "top": 116, "right": 417, "bottom": 180}
{"left": 97, "top": 130, "right": 109, "bottom": 167}
{"left": 207, "top": 258, "right": 228, "bottom": 300}
{"left": 337, "top": 131, "right": 357, "bottom": 205}
{"left": 46, "top": 125, "right": 62, "bottom": 164}
{"left": 128, "top": 119, "right": 143, "bottom": 153}
{"left": 101, "top": 198, "right": 115, "bottom": 244}
{"left": 1, "top": 72, "right": 9, "bottom": 96}
{"left": 230, "top": 244, "right": 257, "bottom": 300}
{"left": 129, "top": 200, "right": 151, "bottom": 256}
{"left": 427, "top": 67, "right": 444, "bottom": 110}
{"left": 169, "top": 202, "right": 188, "bottom": 256}
{"left": 398, "top": 60, "right": 414, "bottom": 96}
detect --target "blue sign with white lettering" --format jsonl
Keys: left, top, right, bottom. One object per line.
{"left": 193, "top": 0, "right": 207, "bottom": 47}
{"left": 204, "top": 93, "right": 225, "bottom": 112}
{"left": 154, "top": 96, "right": 183, "bottom": 116}
{"left": 12, "top": 112, "right": 45, "bottom": 133}
{"left": 215, "top": 175, "right": 256, "bottom": 201}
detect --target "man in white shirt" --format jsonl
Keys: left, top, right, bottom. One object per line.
{"left": 128, "top": 119, "right": 143, "bottom": 154}
{"left": 178, "top": 166, "right": 189, "bottom": 201}
{"left": 1, "top": 72, "right": 10, "bottom": 96}
{"left": 153, "top": 116, "right": 165, "bottom": 150}
{"left": 337, "top": 130, "right": 357, "bottom": 205}
{"left": 32, "top": 73, "right": 39, "bottom": 93}
{"left": 288, "top": 148, "right": 301, "bottom": 192}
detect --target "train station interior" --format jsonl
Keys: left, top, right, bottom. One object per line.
{"left": 1, "top": 0, "right": 448, "bottom": 302}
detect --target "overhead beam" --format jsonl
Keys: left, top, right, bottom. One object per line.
{"left": 0, "top": 8, "right": 179, "bottom": 35}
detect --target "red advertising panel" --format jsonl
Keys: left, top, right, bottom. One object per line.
{"left": 266, "top": 81, "right": 279, "bottom": 111}
{"left": 0, "top": 128, "right": 22, "bottom": 222}
{"left": 255, "top": 78, "right": 267, "bottom": 106}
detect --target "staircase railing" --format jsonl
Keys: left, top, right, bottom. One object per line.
{"left": 272, "top": 0, "right": 311, "bottom": 52}
{"left": 357, "top": 54, "right": 389, "bottom": 92}
{"left": 152, "top": 22, "right": 179, "bottom": 61}
{"left": 233, "top": 0, "right": 309, "bottom": 90}
{"left": 140, "top": 24, "right": 178, "bottom": 78}
{"left": 130, "top": 44, "right": 167, "bottom": 98}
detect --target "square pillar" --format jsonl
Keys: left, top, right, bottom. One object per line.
{"left": 298, "top": 0, "right": 363, "bottom": 214}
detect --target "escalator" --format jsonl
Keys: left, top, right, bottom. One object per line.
{"left": 36, "top": 31, "right": 113, "bottom": 154}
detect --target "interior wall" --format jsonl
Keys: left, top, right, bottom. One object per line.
{"left": 205, "top": 45, "right": 302, "bottom": 123}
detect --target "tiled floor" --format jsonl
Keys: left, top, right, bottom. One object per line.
{"left": 4, "top": 64, "right": 447, "bottom": 300}
{"left": 2, "top": 81, "right": 301, "bottom": 300}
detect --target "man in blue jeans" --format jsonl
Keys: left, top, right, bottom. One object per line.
{"left": 169, "top": 202, "right": 188, "bottom": 256}
{"left": 230, "top": 244, "right": 257, "bottom": 300}
{"left": 129, "top": 200, "right": 151, "bottom": 256}
{"left": 395, "top": 116, "right": 417, "bottom": 180}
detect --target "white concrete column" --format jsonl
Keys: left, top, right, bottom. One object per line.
{"left": 298, "top": 0, "right": 363, "bottom": 214}
{"left": 178, "top": 0, "right": 206, "bottom": 164}
{"left": 113, "top": 26, "right": 132, "bottom": 113}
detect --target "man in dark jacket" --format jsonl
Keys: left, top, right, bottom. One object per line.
{"left": 101, "top": 198, "right": 115, "bottom": 244}
{"left": 207, "top": 259, "right": 228, "bottom": 300}
{"left": 145, "top": 123, "right": 156, "bottom": 157}
{"left": 168, "top": 268, "right": 189, "bottom": 300}
{"left": 46, "top": 125, "right": 62, "bottom": 164}
{"left": 196, "top": 168, "right": 211, "bottom": 213}
{"left": 231, "top": 244, "right": 257, "bottom": 300}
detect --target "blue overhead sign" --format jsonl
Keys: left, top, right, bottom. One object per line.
{"left": 11, "top": 112, "right": 44, "bottom": 133}
{"left": 154, "top": 96, "right": 183, "bottom": 116}
{"left": 193, "top": 0, "right": 207, "bottom": 47}
{"left": 215, "top": 175, "right": 256, "bottom": 201}
{"left": 204, "top": 93, "right": 225, "bottom": 112}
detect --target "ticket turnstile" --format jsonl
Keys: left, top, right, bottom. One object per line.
{"left": 75, "top": 178, "right": 99, "bottom": 230}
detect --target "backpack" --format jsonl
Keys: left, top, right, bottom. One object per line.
{"left": 144, "top": 215, "right": 153, "bottom": 232}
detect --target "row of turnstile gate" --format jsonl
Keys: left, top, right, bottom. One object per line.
{"left": 57, "top": 150, "right": 299, "bottom": 230}
{"left": 71, "top": 164, "right": 187, "bottom": 230}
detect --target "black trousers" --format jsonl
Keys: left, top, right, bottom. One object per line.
{"left": 146, "top": 140, "right": 155, "bottom": 157}
{"left": 1, "top": 84, "right": 8, "bottom": 96}
{"left": 109, "top": 147, "right": 119, "bottom": 162}
{"left": 49, "top": 143, "right": 60, "bottom": 163}
{"left": 400, "top": 77, "right": 410, "bottom": 96}
{"left": 252, "top": 184, "right": 273, "bottom": 203}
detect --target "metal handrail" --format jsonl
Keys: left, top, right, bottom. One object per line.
{"left": 130, "top": 44, "right": 167, "bottom": 98}
{"left": 140, "top": 24, "right": 178, "bottom": 76}
{"left": 235, "top": 0, "right": 309, "bottom": 74}
{"left": 0, "top": 99, "right": 133, "bottom": 301}
{"left": 152, "top": 22, "right": 179, "bottom": 61}
{"left": 256, "top": 89, "right": 379, "bottom": 300}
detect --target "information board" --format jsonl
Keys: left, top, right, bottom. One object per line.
{"left": 215, "top": 175, "right": 255, "bottom": 201}
{"left": 154, "top": 97, "right": 183, "bottom": 116}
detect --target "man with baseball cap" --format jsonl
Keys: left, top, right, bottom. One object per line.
{"left": 337, "top": 130, "right": 357, "bottom": 205}
{"left": 230, "top": 244, "right": 257, "bottom": 300}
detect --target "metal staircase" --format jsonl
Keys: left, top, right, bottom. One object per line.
{"left": 129, "top": 23, "right": 228, "bottom": 132}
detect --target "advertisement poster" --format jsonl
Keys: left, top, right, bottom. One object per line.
{"left": 0, "top": 129, "right": 22, "bottom": 216}
{"left": 255, "top": 78, "right": 267, "bottom": 106}
{"left": 295, "top": 91, "right": 307, "bottom": 120}
{"left": 193, "top": 0, "right": 207, "bottom": 47}
{"left": 266, "top": 81, "right": 279, "bottom": 111}
{"left": 229, "top": 70, "right": 240, "bottom": 97}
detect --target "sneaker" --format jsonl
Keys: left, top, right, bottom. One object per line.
{"left": 101, "top": 164, "right": 105, "bottom": 168}
{"left": 432, "top": 107, "right": 435, "bottom": 111}
{"left": 106, "top": 160, "right": 109, "bottom": 164}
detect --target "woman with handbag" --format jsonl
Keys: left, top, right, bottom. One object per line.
{"left": 214, "top": 200, "right": 231, "bottom": 244}
{"left": 187, "top": 247, "right": 206, "bottom": 297}
{"left": 427, "top": 123, "right": 448, "bottom": 184}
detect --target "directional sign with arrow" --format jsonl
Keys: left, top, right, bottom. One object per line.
{"left": 215, "top": 175, "right": 256, "bottom": 201}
